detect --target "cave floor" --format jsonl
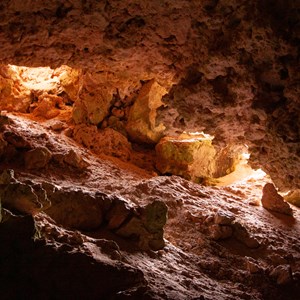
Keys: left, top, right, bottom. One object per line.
{"left": 1, "top": 113, "right": 300, "bottom": 300}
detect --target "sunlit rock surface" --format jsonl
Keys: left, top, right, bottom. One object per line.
{"left": 0, "top": 1, "right": 298, "bottom": 190}
{"left": 284, "top": 190, "right": 300, "bottom": 208}
{"left": 156, "top": 133, "right": 241, "bottom": 183}
{"left": 156, "top": 134, "right": 217, "bottom": 181}
{"left": 126, "top": 79, "right": 167, "bottom": 144}
{"left": 0, "top": 0, "right": 299, "bottom": 299}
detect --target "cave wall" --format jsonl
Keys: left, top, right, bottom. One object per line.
{"left": 0, "top": 0, "right": 299, "bottom": 190}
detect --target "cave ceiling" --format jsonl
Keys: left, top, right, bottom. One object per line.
{"left": 0, "top": 0, "right": 299, "bottom": 191}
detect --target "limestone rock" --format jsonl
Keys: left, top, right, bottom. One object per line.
{"left": 0, "top": 1, "right": 299, "bottom": 191}
{"left": 0, "top": 212, "right": 145, "bottom": 299}
{"left": 24, "top": 147, "right": 52, "bottom": 169}
{"left": 141, "top": 200, "right": 168, "bottom": 234}
{"left": 73, "top": 125, "right": 131, "bottom": 161}
{"left": 155, "top": 134, "right": 216, "bottom": 181}
{"left": 261, "top": 183, "right": 293, "bottom": 216}
{"left": 0, "top": 134, "right": 7, "bottom": 157}
{"left": 0, "top": 169, "right": 16, "bottom": 184}
{"left": 284, "top": 190, "right": 300, "bottom": 207}
{"left": 270, "top": 265, "right": 293, "bottom": 285}
{"left": 0, "top": 170, "right": 51, "bottom": 214}
{"left": 116, "top": 200, "right": 167, "bottom": 251}
{"left": 47, "top": 120, "right": 66, "bottom": 131}
{"left": 233, "top": 222, "right": 260, "bottom": 249}
{"left": 209, "top": 224, "right": 233, "bottom": 241}
{"left": 106, "top": 201, "right": 132, "bottom": 230}
{"left": 0, "top": 181, "right": 41, "bottom": 214}
{"left": 73, "top": 72, "right": 115, "bottom": 125}
{"left": 63, "top": 149, "right": 89, "bottom": 169}
{"left": 44, "top": 189, "right": 104, "bottom": 231}
{"left": 31, "top": 93, "right": 63, "bottom": 119}
{"left": 54, "top": 65, "right": 82, "bottom": 102}
{"left": 0, "top": 65, "right": 32, "bottom": 112}
{"left": 126, "top": 80, "right": 167, "bottom": 144}
{"left": 245, "top": 258, "right": 261, "bottom": 274}
{"left": 213, "top": 211, "right": 235, "bottom": 225}
{"left": 3, "top": 131, "right": 31, "bottom": 149}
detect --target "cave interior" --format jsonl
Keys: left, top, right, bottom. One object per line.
{"left": 0, "top": 1, "right": 300, "bottom": 299}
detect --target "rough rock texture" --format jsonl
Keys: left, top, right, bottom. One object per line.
{"left": 0, "top": 211, "right": 146, "bottom": 300}
{"left": 0, "top": 113, "right": 299, "bottom": 299}
{"left": 0, "top": 1, "right": 299, "bottom": 190}
{"left": 0, "top": 65, "right": 79, "bottom": 114}
{"left": 261, "top": 183, "right": 293, "bottom": 216}
{"left": 0, "top": 114, "right": 167, "bottom": 251}
{"left": 24, "top": 146, "right": 52, "bottom": 169}
{"left": 156, "top": 134, "right": 216, "bottom": 181}
{"left": 72, "top": 72, "right": 114, "bottom": 125}
{"left": 72, "top": 124, "right": 132, "bottom": 161}
{"left": 126, "top": 79, "right": 167, "bottom": 144}
{"left": 284, "top": 190, "right": 300, "bottom": 207}
{"left": 0, "top": 0, "right": 299, "bottom": 299}
{"left": 155, "top": 133, "right": 241, "bottom": 182}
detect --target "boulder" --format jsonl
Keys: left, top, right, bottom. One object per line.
{"left": 126, "top": 79, "right": 167, "bottom": 144}
{"left": 55, "top": 65, "right": 82, "bottom": 102}
{"left": 24, "top": 147, "right": 52, "bottom": 169}
{"left": 155, "top": 133, "right": 216, "bottom": 181}
{"left": 106, "top": 201, "right": 132, "bottom": 230}
{"left": 261, "top": 183, "right": 293, "bottom": 216}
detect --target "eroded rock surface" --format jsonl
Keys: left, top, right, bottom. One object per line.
{"left": 0, "top": 0, "right": 299, "bottom": 299}
{"left": 261, "top": 183, "right": 293, "bottom": 216}
{"left": 0, "top": 113, "right": 299, "bottom": 299}
{"left": 126, "top": 79, "right": 167, "bottom": 144}
{"left": 0, "top": 0, "right": 298, "bottom": 190}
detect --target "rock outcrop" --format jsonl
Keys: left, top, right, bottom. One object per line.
{"left": 261, "top": 183, "right": 293, "bottom": 215}
{"left": 0, "top": 0, "right": 299, "bottom": 190}
{"left": 126, "top": 79, "right": 167, "bottom": 144}
{"left": 0, "top": 211, "right": 146, "bottom": 299}
{"left": 155, "top": 133, "right": 216, "bottom": 181}
{"left": 0, "top": 1, "right": 299, "bottom": 299}
{"left": 0, "top": 113, "right": 299, "bottom": 299}
{"left": 155, "top": 133, "right": 241, "bottom": 183}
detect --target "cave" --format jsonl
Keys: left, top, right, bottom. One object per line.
{"left": 0, "top": 1, "right": 299, "bottom": 299}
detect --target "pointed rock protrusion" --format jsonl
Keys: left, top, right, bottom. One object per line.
{"left": 261, "top": 183, "right": 293, "bottom": 216}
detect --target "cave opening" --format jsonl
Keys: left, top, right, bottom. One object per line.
{"left": 0, "top": 61, "right": 299, "bottom": 300}
{"left": 1, "top": 1, "right": 300, "bottom": 299}
{"left": 1, "top": 64, "right": 272, "bottom": 192}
